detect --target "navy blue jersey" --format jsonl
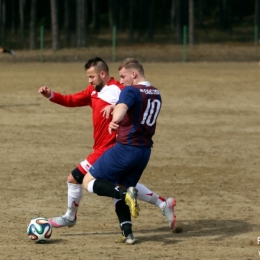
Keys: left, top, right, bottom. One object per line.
{"left": 116, "top": 82, "right": 162, "bottom": 147}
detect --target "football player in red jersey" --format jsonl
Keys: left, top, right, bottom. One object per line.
{"left": 38, "top": 57, "right": 176, "bottom": 235}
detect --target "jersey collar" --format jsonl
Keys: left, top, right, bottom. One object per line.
{"left": 137, "top": 81, "right": 151, "bottom": 87}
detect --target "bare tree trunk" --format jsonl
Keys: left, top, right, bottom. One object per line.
{"left": 0, "top": 0, "right": 2, "bottom": 39}
{"left": 199, "top": 0, "right": 204, "bottom": 28}
{"left": 137, "top": 0, "right": 145, "bottom": 41}
{"left": 91, "top": 0, "right": 99, "bottom": 33}
{"left": 147, "top": 0, "right": 155, "bottom": 42}
{"left": 50, "top": 0, "right": 59, "bottom": 51}
{"left": 188, "top": 0, "right": 194, "bottom": 45}
{"left": 128, "top": 0, "right": 134, "bottom": 43}
{"left": 64, "top": 0, "right": 71, "bottom": 47}
{"left": 76, "top": 0, "right": 85, "bottom": 48}
{"left": 19, "top": 0, "right": 25, "bottom": 45}
{"left": 170, "top": 0, "right": 175, "bottom": 29}
{"left": 119, "top": 0, "right": 125, "bottom": 32}
{"left": 175, "top": 0, "right": 181, "bottom": 44}
{"left": 76, "top": 0, "right": 80, "bottom": 47}
{"left": 1, "top": 0, "right": 6, "bottom": 46}
{"left": 85, "top": 0, "right": 88, "bottom": 42}
{"left": 30, "top": 0, "right": 37, "bottom": 49}
{"left": 108, "top": 0, "right": 117, "bottom": 27}
{"left": 255, "top": 0, "right": 260, "bottom": 29}
{"left": 219, "top": 0, "right": 231, "bottom": 31}
{"left": 11, "top": 0, "right": 15, "bottom": 34}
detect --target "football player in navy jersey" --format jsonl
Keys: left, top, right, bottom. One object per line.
{"left": 83, "top": 58, "right": 171, "bottom": 244}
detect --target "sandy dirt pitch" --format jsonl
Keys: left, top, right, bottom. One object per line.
{"left": 0, "top": 62, "right": 260, "bottom": 260}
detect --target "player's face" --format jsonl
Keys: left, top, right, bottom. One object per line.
{"left": 86, "top": 66, "right": 104, "bottom": 92}
{"left": 119, "top": 67, "right": 135, "bottom": 86}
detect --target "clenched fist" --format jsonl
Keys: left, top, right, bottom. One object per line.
{"left": 38, "top": 86, "right": 52, "bottom": 98}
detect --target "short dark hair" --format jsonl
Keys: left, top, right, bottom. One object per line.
{"left": 84, "top": 57, "right": 109, "bottom": 73}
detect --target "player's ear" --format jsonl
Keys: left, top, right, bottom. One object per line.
{"left": 100, "top": 70, "right": 106, "bottom": 79}
{"left": 132, "top": 70, "right": 137, "bottom": 79}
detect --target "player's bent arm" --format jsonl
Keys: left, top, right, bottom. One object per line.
{"left": 111, "top": 103, "right": 128, "bottom": 124}
{"left": 108, "top": 103, "right": 128, "bottom": 134}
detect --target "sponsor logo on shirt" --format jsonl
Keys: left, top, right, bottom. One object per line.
{"left": 140, "top": 89, "right": 160, "bottom": 95}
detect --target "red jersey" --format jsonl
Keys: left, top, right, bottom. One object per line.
{"left": 50, "top": 77, "right": 123, "bottom": 150}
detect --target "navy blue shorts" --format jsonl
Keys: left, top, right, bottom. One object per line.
{"left": 89, "top": 142, "right": 151, "bottom": 188}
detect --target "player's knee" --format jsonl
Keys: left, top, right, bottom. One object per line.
{"left": 82, "top": 179, "right": 88, "bottom": 190}
{"left": 70, "top": 167, "right": 85, "bottom": 184}
{"left": 67, "top": 173, "right": 78, "bottom": 184}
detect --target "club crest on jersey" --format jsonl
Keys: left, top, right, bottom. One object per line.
{"left": 91, "top": 91, "right": 96, "bottom": 95}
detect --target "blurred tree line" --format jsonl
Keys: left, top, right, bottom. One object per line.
{"left": 0, "top": 0, "right": 260, "bottom": 50}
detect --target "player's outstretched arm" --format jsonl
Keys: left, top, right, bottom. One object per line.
{"left": 38, "top": 86, "right": 53, "bottom": 99}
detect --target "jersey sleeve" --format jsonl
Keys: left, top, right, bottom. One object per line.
{"left": 50, "top": 86, "right": 93, "bottom": 107}
{"left": 117, "top": 86, "right": 137, "bottom": 109}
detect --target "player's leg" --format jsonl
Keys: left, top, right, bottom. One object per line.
{"left": 49, "top": 149, "right": 105, "bottom": 228}
{"left": 114, "top": 198, "right": 136, "bottom": 244}
{"left": 65, "top": 169, "right": 83, "bottom": 221}
{"left": 83, "top": 143, "right": 147, "bottom": 219}
{"left": 49, "top": 158, "right": 94, "bottom": 228}
{"left": 135, "top": 183, "right": 176, "bottom": 229}
{"left": 83, "top": 149, "right": 139, "bottom": 242}
{"left": 48, "top": 167, "right": 84, "bottom": 228}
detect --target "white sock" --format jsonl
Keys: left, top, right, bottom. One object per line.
{"left": 87, "top": 179, "right": 95, "bottom": 193}
{"left": 65, "top": 182, "right": 82, "bottom": 221}
{"left": 136, "top": 183, "right": 166, "bottom": 210}
{"left": 113, "top": 198, "right": 121, "bottom": 205}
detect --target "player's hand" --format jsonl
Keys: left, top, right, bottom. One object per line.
{"left": 101, "top": 104, "right": 115, "bottom": 119}
{"left": 108, "top": 121, "right": 119, "bottom": 134}
{"left": 38, "top": 86, "right": 52, "bottom": 98}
